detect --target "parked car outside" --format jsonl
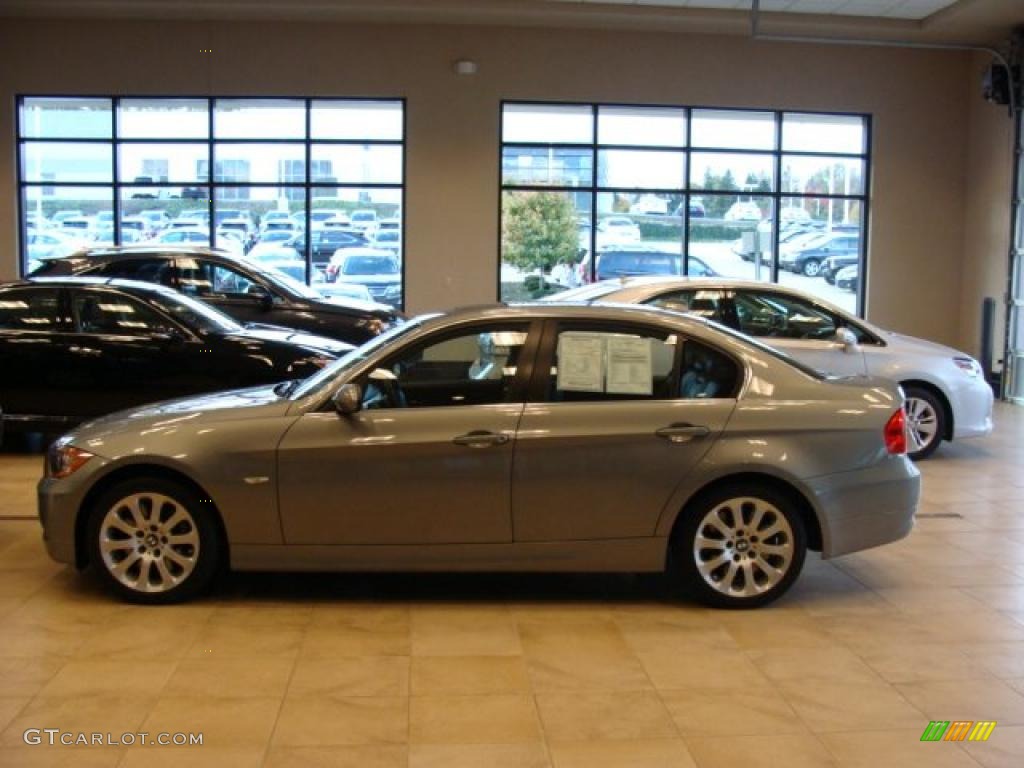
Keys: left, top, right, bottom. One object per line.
{"left": 371, "top": 229, "right": 401, "bottom": 254}
{"left": 723, "top": 202, "right": 762, "bottom": 222}
{"left": 596, "top": 216, "right": 642, "bottom": 245}
{"left": 349, "top": 209, "right": 378, "bottom": 233}
{"left": 579, "top": 246, "right": 716, "bottom": 283}
{"left": 779, "top": 231, "right": 860, "bottom": 277}
{"left": 547, "top": 276, "right": 993, "bottom": 459}
{"left": 31, "top": 247, "right": 402, "bottom": 345}
{"left": 36, "top": 303, "right": 920, "bottom": 605}
{"left": 820, "top": 252, "right": 860, "bottom": 284}
{"left": 835, "top": 265, "right": 859, "bottom": 293}
{"left": 326, "top": 248, "right": 402, "bottom": 307}
{"left": 0, "top": 277, "right": 348, "bottom": 436}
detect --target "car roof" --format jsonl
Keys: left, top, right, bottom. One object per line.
{"left": 6, "top": 275, "right": 190, "bottom": 300}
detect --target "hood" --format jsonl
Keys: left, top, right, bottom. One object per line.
{"left": 315, "top": 293, "right": 397, "bottom": 316}
{"left": 335, "top": 274, "right": 401, "bottom": 287}
{"left": 882, "top": 330, "right": 968, "bottom": 359}
{"left": 66, "top": 384, "right": 294, "bottom": 451}
{"left": 237, "top": 323, "right": 355, "bottom": 355}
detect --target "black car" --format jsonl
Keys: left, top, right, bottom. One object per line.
{"left": 820, "top": 252, "right": 860, "bottom": 284}
{"left": 0, "top": 278, "right": 351, "bottom": 435}
{"left": 30, "top": 247, "right": 401, "bottom": 344}
{"left": 281, "top": 230, "right": 368, "bottom": 265}
{"left": 595, "top": 246, "right": 717, "bottom": 281}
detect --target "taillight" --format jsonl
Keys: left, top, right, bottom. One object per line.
{"left": 884, "top": 408, "right": 907, "bottom": 455}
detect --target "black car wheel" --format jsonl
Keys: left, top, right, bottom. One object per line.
{"left": 673, "top": 482, "right": 807, "bottom": 609}
{"left": 88, "top": 477, "right": 221, "bottom": 604}
{"left": 801, "top": 259, "right": 822, "bottom": 277}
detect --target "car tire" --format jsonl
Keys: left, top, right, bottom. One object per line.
{"left": 903, "top": 385, "right": 945, "bottom": 460}
{"left": 87, "top": 476, "right": 220, "bottom": 604}
{"left": 673, "top": 483, "right": 807, "bottom": 609}
{"left": 801, "top": 259, "right": 822, "bottom": 277}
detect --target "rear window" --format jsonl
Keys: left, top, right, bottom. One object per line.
{"left": 601, "top": 252, "right": 680, "bottom": 275}
{"left": 343, "top": 256, "right": 398, "bottom": 275}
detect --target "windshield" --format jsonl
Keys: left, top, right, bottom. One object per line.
{"left": 291, "top": 317, "right": 424, "bottom": 399}
{"left": 149, "top": 291, "right": 243, "bottom": 335}
{"left": 344, "top": 256, "right": 397, "bottom": 275}
{"left": 543, "top": 283, "right": 625, "bottom": 301}
{"left": 241, "top": 260, "right": 322, "bottom": 300}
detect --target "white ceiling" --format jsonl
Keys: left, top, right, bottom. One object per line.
{"left": 551, "top": 0, "right": 959, "bottom": 21}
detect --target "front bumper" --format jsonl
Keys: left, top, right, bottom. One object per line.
{"left": 37, "top": 458, "right": 107, "bottom": 567}
{"left": 808, "top": 455, "right": 921, "bottom": 558}
{"left": 950, "top": 375, "right": 994, "bottom": 440}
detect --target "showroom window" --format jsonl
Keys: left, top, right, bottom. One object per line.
{"left": 500, "top": 102, "right": 870, "bottom": 315}
{"left": 16, "top": 96, "right": 406, "bottom": 308}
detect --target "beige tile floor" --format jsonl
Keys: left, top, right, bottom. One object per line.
{"left": 0, "top": 404, "right": 1022, "bottom": 767}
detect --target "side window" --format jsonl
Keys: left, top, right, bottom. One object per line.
{"left": 733, "top": 291, "right": 839, "bottom": 340}
{"left": 96, "top": 258, "right": 175, "bottom": 287}
{"left": 72, "top": 291, "right": 177, "bottom": 337}
{"left": 210, "top": 264, "right": 260, "bottom": 297}
{"left": 647, "top": 290, "right": 740, "bottom": 331}
{"left": 547, "top": 324, "right": 679, "bottom": 402}
{"left": 680, "top": 340, "right": 740, "bottom": 399}
{"left": 360, "top": 324, "right": 531, "bottom": 409}
{"left": 0, "top": 288, "right": 62, "bottom": 331}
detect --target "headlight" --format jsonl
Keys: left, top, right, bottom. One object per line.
{"left": 953, "top": 356, "right": 982, "bottom": 377}
{"left": 47, "top": 440, "right": 94, "bottom": 479}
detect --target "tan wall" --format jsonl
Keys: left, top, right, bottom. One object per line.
{"left": 960, "top": 51, "right": 1013, "bottom": 365}
{"left": 0, "top": 18, "right": 984, "bottom": 347}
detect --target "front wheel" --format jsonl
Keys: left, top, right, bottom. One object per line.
{"left": 673, "top": 484, "right": 807, "bottom": 609}
{"left": 87, "top": 477, "right": 221, "bottom": 604}
{"left": 903, "top": 386, "right": 945, "bottom": 460}
{"left": 801, "top": 259, "right": 822, "bottom": 277}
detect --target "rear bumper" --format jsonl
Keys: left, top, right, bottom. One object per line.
{"left": 809, "top": 456, "right": 921, "bottom": 558}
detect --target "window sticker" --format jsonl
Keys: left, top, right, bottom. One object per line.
{"left": 556, "top": 332, "right": 605, "bottom": 392}
{"left": 606, "top": 335, "right": 654, "bottom": 395}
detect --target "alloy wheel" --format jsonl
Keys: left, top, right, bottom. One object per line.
{"left": 692, "top": 496, "right": 794, "bottom": 598}
{"left": 904, "top": 396, "right": 939, "bottom": 454}
{"left": 98, "top": 492, "right": 200, "bottom": 593}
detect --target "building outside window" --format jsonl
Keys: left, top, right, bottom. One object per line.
{"left": 17, "top": 96, "right": 405, "bottom": 307}
{"left": 500, "top": 102, "right": 870, "bottom": 315}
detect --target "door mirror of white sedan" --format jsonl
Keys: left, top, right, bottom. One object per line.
{"left": 835, "top": 327, "right": 859, "bottom": 353}
{"left": 333, "top": 382, "right": 363, "bottom": 416}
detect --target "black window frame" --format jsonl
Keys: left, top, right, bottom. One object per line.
{"left": 499, "top": 100, "right": 872, "bottom": 317}
{"left": 15, "top": 95, "right": 407, "bottom": 310}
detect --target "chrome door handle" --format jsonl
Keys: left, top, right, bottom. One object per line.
{"left": 453, "top": 430, "right": 510, "bottom": 448}
{"left": 655, "top": 423, "right": 710, "bottom": 443}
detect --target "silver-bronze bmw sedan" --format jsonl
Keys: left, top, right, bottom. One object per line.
{"left": 37, "top": 303, "right": 920, "bottom": 608}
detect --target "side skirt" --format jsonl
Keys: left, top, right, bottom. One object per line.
{"left": 231, "top": 537, "right": 668, "bottom": 573}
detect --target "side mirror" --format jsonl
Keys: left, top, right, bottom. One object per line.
{"left": 247, "top": 284, "right": 274, "bottom": 310}
{"left": 835, "top": 327, "right": 859, "bottom": 352}
{"left": 333, "top": 382, "right": 363, "bottom": 416}
{"left": 153, "top": 328, "right": 184, "bottom": 345}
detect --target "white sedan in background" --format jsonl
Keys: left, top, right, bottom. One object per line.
{"left": 549, "top": 277, "right": 993, "bottom": 460}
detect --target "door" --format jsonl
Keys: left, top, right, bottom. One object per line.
{"left": 0, "top": 286, "right": 71, "bottom": 420}
{"left": 174, "top": 257, "right": 272, "bottom": 326}
{"left": 65, "top": 287, "right": 208, "bottom": 419}
{"left": 1009, "top": 111, "right": 1024, "bottom": 404}
{"left": 513, "top": 321, "right": 738, "bottom": 542}
{"left": 731, "top": 289, "right": 867, "bottom": 376}
{"left": 277, "top": 322, "right": 537, "bottom": 545}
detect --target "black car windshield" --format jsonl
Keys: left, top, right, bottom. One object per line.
{"left": 243, "top": 261, "right": 322, "bottom": 300}
{"left": 290, "top": 317, "right": 424, "bottom": 400}
{"left": 148, "top": 291, "right": 243, "bottom": 335}
{"left": 343, "top": 256, "right": 398, "bottom": 275}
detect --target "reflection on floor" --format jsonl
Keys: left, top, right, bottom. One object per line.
{"left": 0, "top": 404, "right": 1023, "bottom": 767}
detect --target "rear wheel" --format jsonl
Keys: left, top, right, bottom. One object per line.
{"left": 674, "top": 483, "right": 807, "bottom": 609}
{"left": 903, "top": 385, "right": 945, "bottom": 460}
{"left": 801, "top": 259, "right": 822, "bottom": 277}
{"left": 87, "top": 477, "right": 220, "bottom": 603}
